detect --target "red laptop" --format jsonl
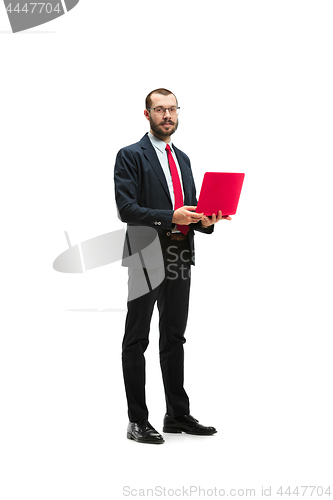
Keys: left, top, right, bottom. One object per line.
{"left": 196, "top": 172, "right": 245, "bottom": 217}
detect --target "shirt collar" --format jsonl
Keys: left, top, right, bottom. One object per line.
{"left": 148, "top": 131, "right": 173, "bottom": 154}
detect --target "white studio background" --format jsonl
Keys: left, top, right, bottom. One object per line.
{"left": 1, "top": 1, "right": 332, "bottom": 499}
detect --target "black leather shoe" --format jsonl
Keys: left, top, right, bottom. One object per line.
{"left": 127, "top": 419, "right": 165, "bottom": 444}
{"left": 163, "top": 414, "right": 217, "bottom": 435}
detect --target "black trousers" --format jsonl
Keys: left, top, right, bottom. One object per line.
{"left": 122, "top": 238, "right": 192, "bottom": 422}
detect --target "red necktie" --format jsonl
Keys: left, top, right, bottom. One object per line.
{"left": 165, "top": 144, "right": 189, "bottom": 235}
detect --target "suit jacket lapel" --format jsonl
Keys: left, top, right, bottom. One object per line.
{"left": 140, "top": 134, "right": 172, "bottom": 203}
{"left": 140, "top": 133, "right": 192, "bottom": 206}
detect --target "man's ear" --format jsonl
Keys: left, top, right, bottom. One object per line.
{"left": 144, "top": 110, "right": 150, "bottom": 121}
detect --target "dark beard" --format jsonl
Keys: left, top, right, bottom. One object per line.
{"left": 150, "top": 117, "right": 179, "bottom": 138}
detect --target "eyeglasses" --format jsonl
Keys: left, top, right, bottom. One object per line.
{"left": 147, "top": 106, "right": 180, "bottom": 115}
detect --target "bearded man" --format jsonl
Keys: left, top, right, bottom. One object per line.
{"left": 114, "top": 88, "right": 230, "bottom": 444}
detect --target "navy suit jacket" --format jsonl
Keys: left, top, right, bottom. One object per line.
{"left": 114, "top": 133, "right": 213, "bottom": 266}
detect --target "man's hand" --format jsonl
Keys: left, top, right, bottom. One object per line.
{"left": 201, "top": 210, "right": 232, "bottom": 228}
{"left": 172, "top": 206, "right": 203, "bottom": 225}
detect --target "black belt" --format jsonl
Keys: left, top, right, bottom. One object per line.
{"left": 170, "top": 233, "right": 188, "bottom": 241}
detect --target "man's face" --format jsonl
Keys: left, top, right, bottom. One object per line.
{"left": 145, "top": 93, "right": 178, "bottom": 140}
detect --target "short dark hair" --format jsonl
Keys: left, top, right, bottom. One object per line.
{"left": 145, "top": 88, "right": 178, "bottom": 110}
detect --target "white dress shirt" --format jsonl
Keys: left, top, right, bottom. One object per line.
{"left": 148, "top": 132, "right": 185, "bottom": 210}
